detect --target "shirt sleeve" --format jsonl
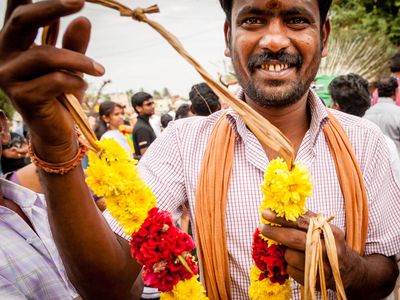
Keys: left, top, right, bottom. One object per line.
{"left": 135, "top": 128, "right": 154, "bottom": 149}
{"left": 363, "top": 133, "right": 400, "bottom": 257}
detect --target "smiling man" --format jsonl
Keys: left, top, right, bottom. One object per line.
{"left": 0, "top": 0, "right": 399, "bottom": 300}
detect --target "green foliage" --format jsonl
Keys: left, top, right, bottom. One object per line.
{"left": 331, "top": 0, "right": 400, "bottom": 46}
{"left": 0, "top": 89, "right": 14, "bottom": 119}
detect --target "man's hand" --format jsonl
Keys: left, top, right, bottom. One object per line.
{"left": 0, "top": 0, "right": 104, "bottom": 160}
{"left": 259, "top": 209, "right": 398, "bottom": 299}
{"left": 0, "top": 2, "right": 142, "bottom": 299}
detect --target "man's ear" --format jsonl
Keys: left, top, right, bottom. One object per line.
{"left": 321, "top": 19, "right": 331, "bottom": 58}
{"left": 135, "top": 106, "right": 143, "bottom": 114}
{"left": 224, "top": 21, "right": 231, "bottom": 57}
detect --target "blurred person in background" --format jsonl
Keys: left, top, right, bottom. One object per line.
{"left": 95, "top": 101, "right": 134, "bottom": 156}
{"left": 131, "top": 92, "right": 157, "bottom": 157}
{"left": 175, "top": 103, "right": 193, "bottom": 120}
{"left": 1, "top": 114, "right": 30, "bottom": 174}
{"left": 160, "top": 113, "right": 173, "bottom": 131}
{"left": 364, "top": 77, "right": 400, "bottom": 156}
{"left": 189, "top": 82, "right": 221, "bottom": 116}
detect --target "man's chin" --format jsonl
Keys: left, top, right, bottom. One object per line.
{"left": 243, "top": 84, "right": 307, "bottom": 108}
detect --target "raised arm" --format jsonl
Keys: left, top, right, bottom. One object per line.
{"left": 0, "top": 1, "right": 141, "bottom": 298}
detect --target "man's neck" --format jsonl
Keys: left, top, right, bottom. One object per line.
{"left": 139, "top": 114, "right": 151, "bottom": 120}
{"left": 245, "top": 93, "right": 310, "bottom": 155}
{"left": 393, "top": 71, "right": 400, "bottom": 79}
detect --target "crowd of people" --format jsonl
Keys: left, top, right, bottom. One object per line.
{"left": 0, "top": 0, "right": 399, "bottom": 299}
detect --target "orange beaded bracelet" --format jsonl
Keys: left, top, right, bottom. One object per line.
{"left": 28, "top": 142, "right": 88, "bottom": 175}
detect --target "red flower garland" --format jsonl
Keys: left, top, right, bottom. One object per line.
{"left": 252, "top": 229, "right": 288, "bottom": 284}
{"left": 130, "top": 208, "right": 198, "bottom": 292}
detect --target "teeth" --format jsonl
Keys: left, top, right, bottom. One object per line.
{"left": 261, "top": 63, "right": 290, "bottom": 72}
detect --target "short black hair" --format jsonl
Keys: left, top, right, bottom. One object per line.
{"left": 160, "top": 114, "right": 173, "bottom": 128}
{"left": 175, "top": 104, "right": 191, "bottom": 120}
{"left": 377, "top": 77, "right": 398, "bottom": 98}
{"left": 219, "top": 0, "right": 332, "bottom": 26}
{"left": 189, "top": 82, "right": 221, "bottom": 116}
{"left": 390, "top": 53, "right": 400, "bottom": 73}
{"left": 328, "top": 73, "right": 371, "bottom": 117}
{"left": 131, "top": 92, "right": 152, "bottom": 112}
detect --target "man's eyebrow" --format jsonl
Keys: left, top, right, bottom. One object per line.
{"left": 236, "top": 5, "right": 316, "bottom": 20}
{"left": 284, "top": 7, "right": 315, "bottom": 20}
{"left": 236, "top": 6, "right": 268, "bottom": 18}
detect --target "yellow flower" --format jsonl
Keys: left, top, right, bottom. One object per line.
{"left": 160, "top": 276, "right": 208, "bottom": 300}
{"left": 86, "top": 139, "right": 156, "bottom": 235}
{"left": 249, "top": 266, "right": 291, "bottom": 300}
{"left": 260, "top": 158, "right": 312, "bottom": 222}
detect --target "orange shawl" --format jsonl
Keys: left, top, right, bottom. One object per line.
{"left": 195, "top": 112, "right": 368, "bottom": 300}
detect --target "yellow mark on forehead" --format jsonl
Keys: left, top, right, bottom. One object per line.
{"left": 265, "top": 0, "right": 281, "bottom": 9}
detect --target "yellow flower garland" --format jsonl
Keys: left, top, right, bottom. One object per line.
{"left": 249, "top": 157, "right": 313, "bottom": 300}
{"left": 86, "top": 139, "right": 156, "bottom": 234}
{"left": 86, "top": 139, "right": 208, "bottom": 299}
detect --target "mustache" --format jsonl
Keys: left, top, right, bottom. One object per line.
{"left": 248, "top": 51, "right": 303, "bottom": 73}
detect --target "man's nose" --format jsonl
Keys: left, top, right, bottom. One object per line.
{"left": 258, "top": 19, "right": 290, "bottom": 53}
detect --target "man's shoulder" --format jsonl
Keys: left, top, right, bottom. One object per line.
{"left": 328, "top": 108, "right": 385, "bottom": 139}
{"left": 167, "top": 110, "right": 226, "bottom": 135}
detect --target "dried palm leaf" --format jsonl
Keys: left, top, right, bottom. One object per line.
{"left": 318, "top": 30, "right": 397, "bottom": 82}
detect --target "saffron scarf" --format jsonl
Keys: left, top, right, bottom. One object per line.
{"left": 195, "top": 112, "right": 368, "bottom": 299}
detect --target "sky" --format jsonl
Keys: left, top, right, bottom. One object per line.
{"left": 0, "top": 0, "right": 229, "bottom": 97}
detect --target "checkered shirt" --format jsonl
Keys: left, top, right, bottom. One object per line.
{"left": 0, "top": 178, "right": 79, "bottom": 299}
{"left": 105, "top": 89, "right": 400, "bottom": 299}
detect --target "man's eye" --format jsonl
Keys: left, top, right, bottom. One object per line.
{"left": 243, "top": 17, "right": 263, "bottom": 25}
{"left": 287, "top": 17, "right": 309, "bottom": 25}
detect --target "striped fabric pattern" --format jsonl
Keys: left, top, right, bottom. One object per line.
{"left": 105, "top": 89, "right": 400, "bottom": 299}
{"left": 0, "top": 178, "right": 78, "bottom": 299}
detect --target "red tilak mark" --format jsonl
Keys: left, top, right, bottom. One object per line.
{"left": 265, "top": 0, "right": 281, "bottom": 9}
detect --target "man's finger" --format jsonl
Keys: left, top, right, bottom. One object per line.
{"left": 259, "top": 224, "right": 307, "bottom": 251}
{"left": 4, "top": 0, "right": 31, "bottom": 25}
{"left": 1, "top": 45, "right": 104, "bottom": 83}
{"left": 285, "top": 248, "right": 305, "bottom": 271}
{"left": 62, "top": 16, "right": 91, "bottom": 54}
{"left": 1, "top": 0, "right": 84, "bottom": 52}
{"left": 262, "top": 209, "right": 317, "bottom": 231}
{"left": 8, "top": 71, "right": 87, "bottom": 111}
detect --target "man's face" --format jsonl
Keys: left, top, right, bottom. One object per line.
{"left": 137, "top": 99, "right": 155, "bottom": 117}
{"left": 224, "top": 0, "right": 329, "bottom": 108}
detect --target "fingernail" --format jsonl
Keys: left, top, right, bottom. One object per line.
{"left": 258, "top": 224, "right": 268, "bottom": 234}
{"left": 261, "top": 209, "right": 274, "bottom": 221}
{"left": 93, "top": 61, "right": 105, "bottom": 75}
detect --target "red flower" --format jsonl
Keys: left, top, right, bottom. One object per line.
{"left": 130, "top": 208, "right": 199, "bottom": 291}
{"left": 252, "top": 229, "right": 289, "bottom": 284}
{"left": 143, "top": 253, "right": 198, "bottom": 292}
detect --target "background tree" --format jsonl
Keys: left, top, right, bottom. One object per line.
{"left": 0, "top": 88, "right": 14, "bottom": 119}
{"left": 331, "top": 0, "right": 400, "bottom": 46}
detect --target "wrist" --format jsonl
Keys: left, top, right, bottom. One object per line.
{"left": 340, "top": 246, "right": 368, "bottom": 295}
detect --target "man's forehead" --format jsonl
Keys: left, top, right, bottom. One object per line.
{"left": 232, "top": 0, "right": 318, "bottom": 12}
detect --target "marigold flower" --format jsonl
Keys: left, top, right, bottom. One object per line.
{"left": 249, "top": 266, "right": 292, "bottom": 300}
{"left": 160, "top": 275, "right": 208, "bottom": 300}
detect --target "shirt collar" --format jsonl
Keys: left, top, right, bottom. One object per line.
{"left": 225, "top": 88, "right": 329, "bottom": 147}
{"left": 0, "top": 177, "right": 41, "bottom": 209}
{"left": 378, "top": 97, "right": 396, "bottom": 104}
